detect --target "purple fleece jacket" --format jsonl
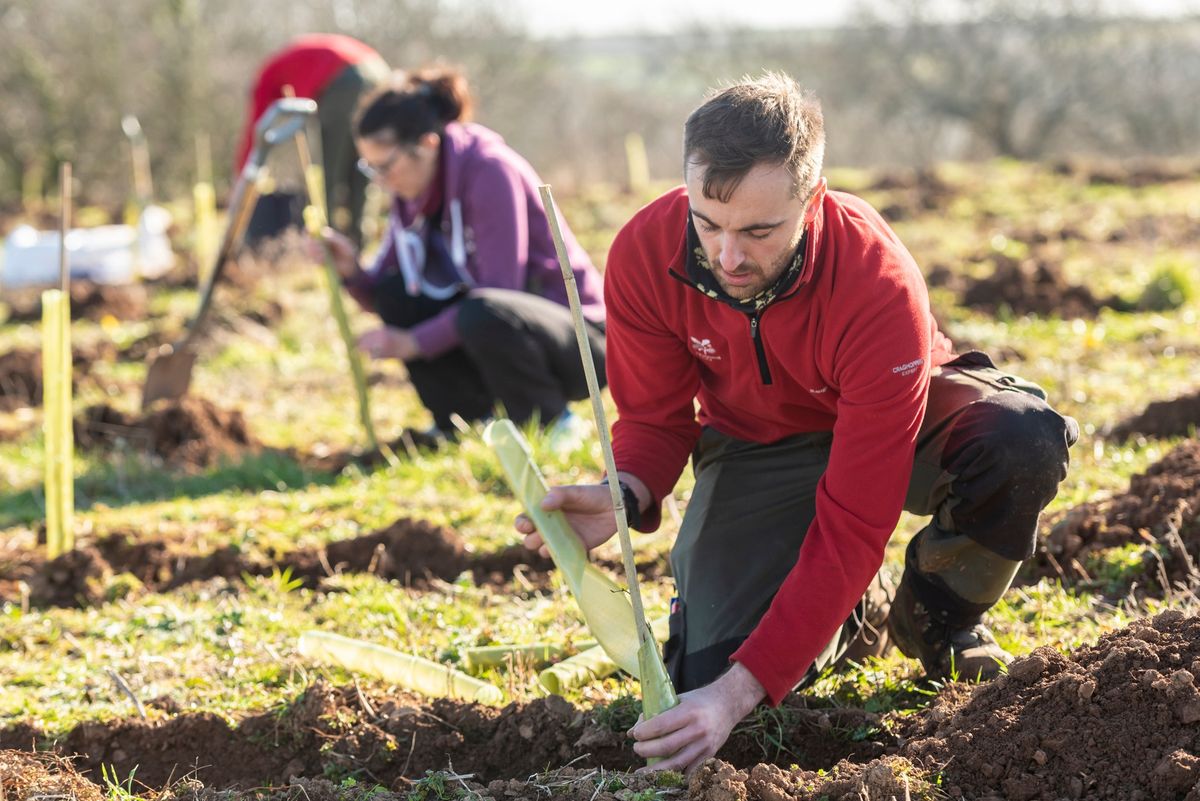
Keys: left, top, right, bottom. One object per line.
{"left": 348, "top": 122, "right": 605, "bottom": 358}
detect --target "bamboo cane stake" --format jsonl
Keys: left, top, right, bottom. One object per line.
{"left": 537, "top": 185, "right": 678, "bottom": 728}
{"left": 538, "top": 185, "right": 648, "bottom": 640}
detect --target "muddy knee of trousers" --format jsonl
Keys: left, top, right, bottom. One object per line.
{"left": 941, "top": 391, "right": 1078, "bottom": 561}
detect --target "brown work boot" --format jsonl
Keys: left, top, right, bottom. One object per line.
{"left": 888, "top": 571, "right": 1012, "bottom": 682}
{"left": 837, "top": 570, "right": 894, "bottom": 665}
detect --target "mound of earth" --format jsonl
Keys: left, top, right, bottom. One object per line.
{"left": 73, "top": 397, "right": 259, "bottom": 469}
{"left": 686, "top": 756, "right": 929, "bottom": 801}
{"left": 0, "top": 345, "right": 112, "bottom": 411}
{"left": 1026, "top": 438, "right": 1200, "bottom": 597}
{"left": 869, "top": 167, "right": 956, "bottom": 222}
{"left": 5, "top": 281, "right": 149, "bottom": 322}
{"left": 1054, "top": 157, "right": 1200, "bottom": 188}
{"left": 4, "top": 679, "right": 892, "bottom": 793}
{"left": 0, "top": 349, "right": 42, "bottom": 411}
{"left": 954, "top": 252, "right": 1109, "bottom": 319}
{"left": 0, "top": 750, "right": 102, "bottom": 801}
{"left": 1111, "top": 390, "right": 1200, "bottom": 442}
{"left": 901, "top": 610, "right": 1200, "bottom": 800}
{"left": 697, "top": 613, "right": 1200, "bottom": 800}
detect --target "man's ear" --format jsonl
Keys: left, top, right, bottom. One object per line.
{"left": 804, "top": 177, "right": 827, "bottom": 226}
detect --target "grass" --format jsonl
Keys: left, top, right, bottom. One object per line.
{"left": 0, "top": 162, "right": 1198, "bottom": 784}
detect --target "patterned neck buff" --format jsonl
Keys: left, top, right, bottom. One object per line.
{"left": 684, "top": 218, "right": 808, "bottom": 312}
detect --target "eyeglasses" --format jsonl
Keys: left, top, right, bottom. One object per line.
{"left": 357, "top": 146, "right": 407, "bottom": 181}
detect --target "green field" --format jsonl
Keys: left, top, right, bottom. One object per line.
{"left": 1, "top": 160, "right": 1198, "bottom": 800}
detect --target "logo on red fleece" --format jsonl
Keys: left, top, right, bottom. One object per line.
{"left": 689, "top": 336, "right": 722, "bottom": 362}
{"left": 891, "top": 357, "right": 925, "bottom": 377}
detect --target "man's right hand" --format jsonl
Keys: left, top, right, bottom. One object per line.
{"left": 515, "top": 485, "right": 622, "bottom": 558}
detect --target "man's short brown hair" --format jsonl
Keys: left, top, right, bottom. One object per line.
{"left": 684, "top": 72, "right": 825, "bottom": 202}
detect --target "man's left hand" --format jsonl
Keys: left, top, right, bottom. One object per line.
{"left": 628, "top": 662, "right": 766, "bottom": 773}
{"left": 357, "top": 326, "right": 421, "bottom": 361}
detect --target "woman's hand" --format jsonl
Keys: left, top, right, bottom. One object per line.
{"left": 357, "top": 326, "right": 420, "bottom": 361}
{"left": 312, "top": 227, "right": 361, "bottom": 281}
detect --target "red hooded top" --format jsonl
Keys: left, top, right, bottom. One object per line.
{"left": 605, "top": 186, "right": 955, "bottom": 704}
{"left": 235, "top": 34, "right": 382, "bottom": 170}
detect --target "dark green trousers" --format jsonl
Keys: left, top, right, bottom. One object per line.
{"left": 664, "top": 351, "right": 1078, "bottom": 691}
{"left": 318, "top": 57, "right": 389, "bottom": 247}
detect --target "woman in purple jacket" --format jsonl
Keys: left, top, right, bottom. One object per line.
{"left": 322, "top": 67, "right": 606, "bottom": 437}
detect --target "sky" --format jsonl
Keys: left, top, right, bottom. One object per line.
{"left": 509, "top": 0, "right": 1196, "bottom": 39}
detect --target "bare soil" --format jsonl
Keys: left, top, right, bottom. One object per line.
{"left": 1111, "top": 390, "right": 1200, "bottom": 442}
{"left": 4, "top": 614, "right": 1199, "bottom": 799}
{"left": 0, "top": 344, "right": 111, "bottom": 411}
{"left": 1, "top": 680, "right": 890, "bottom": 794}
{"left": 901, "top": 610, "right": 1200, "bottom": 801}
{"left": 4, "top": 281, "right": 150, "bottom": 323}
{"left": 928, "top": 251, "right": 1111, "bottom": 319}
{"left": 870, "top": 167, "right": 957, "bottom": 222}
{"left": 73, "top": 397, "right": 259, "bottom": 470}
{"left": 1026, "top": 438, "right": 1200, "bottom": 597}
{"left": 1053, "top": 157, "right": 1200, "bottom": 188}
{"left": 0, "top": 517, "right": 669, "bottom": 608}
{"left": 0, "top": 348, "right": 43, "bottom": 411}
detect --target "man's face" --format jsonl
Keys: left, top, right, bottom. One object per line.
{"left": 685, "top": 161, "right": 816, "bottom": 300}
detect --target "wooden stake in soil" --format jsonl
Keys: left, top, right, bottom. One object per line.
{"left": 537, "top": 185, "right": 678, "bottom": 728}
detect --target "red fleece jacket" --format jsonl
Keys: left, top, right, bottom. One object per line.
{"left": 235, "top": 34, "right": 382, "bottom": 170}
{"left": 605, "top": 187, "right": 955, "bottom": 704}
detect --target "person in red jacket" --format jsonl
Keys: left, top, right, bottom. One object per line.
{"left": 516, "top": 73, "right": 1078, "bottom": 772}
{"left": 237, "top": 34, "right": 389, "bottom": 247}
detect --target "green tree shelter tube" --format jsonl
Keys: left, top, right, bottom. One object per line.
{"left": 461, "top": 640, "right": 597, "bottom": 673}
{"left": 538, "top": 615, "right": 669, "bottom": 696}
{"left": 484, "top": 419, "right": 644, "bottom": 678}
{"left": 483, "top": 419, "right": 679, "bottom": 730}
{"left": 298, "top": 631, "right": 505, "bottom": 706}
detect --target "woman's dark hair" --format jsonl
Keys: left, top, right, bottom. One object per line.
{"left": 355, "top": 66, "right": 474, "bottom": 143}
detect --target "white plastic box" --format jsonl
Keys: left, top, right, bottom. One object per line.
{"left": 0, "top": 205, "right": 175, "bottom": 290}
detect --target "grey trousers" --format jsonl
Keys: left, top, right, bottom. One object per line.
{"left": 663, "top": 351, "right": 1078, "bottom": 691}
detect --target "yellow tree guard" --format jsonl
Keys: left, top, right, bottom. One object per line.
{"left": 42, "top": 290, "right": 74, "bottom": 558}
{"left": 192, "top": 181, "right": 217, "bottom": 286}
{"left": 298, "top": 631, "right": 505, "bottom": 707}
{"left": 538, "top": 615, "right": 669, "bottom": 696}
{"left": 484, "top": 418, "right": 647, "bottom": 677}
